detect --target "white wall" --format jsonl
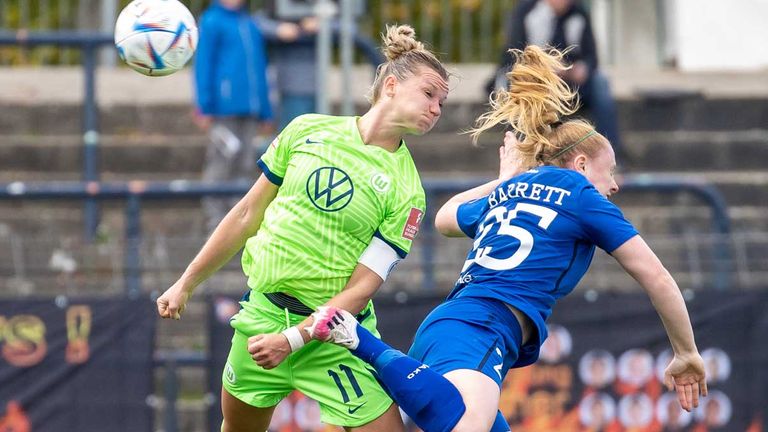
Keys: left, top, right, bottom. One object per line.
{"left": 591, "top": 0, "right": 768, "bottom": 71}
{"left": 591, "top": 0, "right": 661, "bottom": 68}
{"left": 673, "top": 0, "right": 768, "bottom": 71}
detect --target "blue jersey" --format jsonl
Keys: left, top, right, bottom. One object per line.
{"left": 450, "top": 166, "right": 637, "bottom": 367}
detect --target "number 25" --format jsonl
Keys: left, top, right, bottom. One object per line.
{"left": 463, "top": 203, "right": 558, "bottom": 272}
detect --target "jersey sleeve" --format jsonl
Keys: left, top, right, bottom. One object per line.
{"left": 456, "top": 196, "right": 490, "bottom": 238}
{"left": 256, "top": 116, "right": 303, "bottom": 185}
{"left": 577, "top": 186, "right": 639, "bottom": 253}
{"left": 374, "top": 191, "right": 426, "bottom": 259}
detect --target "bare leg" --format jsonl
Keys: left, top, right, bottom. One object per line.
{"left": 445, "top": 369, "right": 501, "bottom": 432}
{"left": 346, "top": 402, "right": 405, "bottom": 432}
{"left": 221, "top": 387, "right": 276, "bottom": 432}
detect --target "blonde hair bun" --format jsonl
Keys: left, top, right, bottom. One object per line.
{"left": 381, "top": 24, "right": 424, "bottom": 61}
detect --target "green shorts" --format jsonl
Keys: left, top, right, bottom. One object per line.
{"left": 222, "top": 292, "right": 394, "bottom": 427}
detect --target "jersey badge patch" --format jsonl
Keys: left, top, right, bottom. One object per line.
{"left": 370, "top": 173, "right": 391, "bottom": 193}
{"left": 402, "top": 207, "right": 424, "bottom": 240}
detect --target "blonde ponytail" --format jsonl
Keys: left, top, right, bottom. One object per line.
{"left": 471, "top": 46, "right": 586, "bottom": 168}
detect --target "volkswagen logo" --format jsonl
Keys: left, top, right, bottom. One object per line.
{"left": 306, "top": 167, "right": 354, "bottom": 212}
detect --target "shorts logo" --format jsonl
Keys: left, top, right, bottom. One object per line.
{"left": 224, "top": 362, "right": 236, "bottom": 384}
{"left": 348, "top": 402, "right": 367, "bottom": 414}
{"left": 401, "top": 207, "right": 424, "bottom": 240}
{"left": 306, "top": 167, "right": 354, "bottom": 212}
{"left": 370, "top": 173, "right": 391, "bottom": 193}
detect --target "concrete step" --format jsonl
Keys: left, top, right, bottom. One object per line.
{"left": 1, "top": 129, "right": 766, "bottom": 181}
{"left": 1, "top": 95, "right": 768, "bottom": 136}
{"left": 0, "top": 134, "right": 207, "bottom": 179}
{"left": 621, "top": 130, "right": 768, "bottom": 171}
{"left": 622, "top": 96, "right": 768, "bottom": 132}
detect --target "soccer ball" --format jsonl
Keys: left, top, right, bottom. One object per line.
{"left": 114, "top": 0, "right": 198, "bottom": 77}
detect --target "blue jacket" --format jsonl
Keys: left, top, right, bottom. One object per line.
{"left": 194, "top": 2, "right": 273, "bottom": 119}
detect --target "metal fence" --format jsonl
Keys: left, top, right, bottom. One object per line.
{"left": 0, "top": 176, "right": 739, "bottom": 298}
{"left": 0, "top": 0, "right": 533, "bottom": 65}
{"left": 1, "top": 0, "right": 677, "bottom": 66}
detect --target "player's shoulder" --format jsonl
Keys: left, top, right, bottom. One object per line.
{"left": 391, "top": 147, "right": 424, "bottom": 189}
{"left": 289, "top": 113, "right": 343, "bottom": 128}
{"left": 279, "top": 114, "right": 346, "bottom": 143}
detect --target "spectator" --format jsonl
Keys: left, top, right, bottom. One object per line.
{"left": 487, "top": 0, "right": 624, "bottom": 161}
{"left": 194, "top": 0, "right": 274, "bottom": 233}
{"left": 256, "top": 0, "right": 322, "bottom": 130}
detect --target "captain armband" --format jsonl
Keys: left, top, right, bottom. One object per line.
{"left": 358, "top": 236, "right": 402, "bottom": 281}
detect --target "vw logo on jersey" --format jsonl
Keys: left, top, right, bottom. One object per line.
{"left": 306, "top": 166, "right": 354, "bottom": 212}
{"left": 370, "top": 173, "right": 391, "bottom": 193}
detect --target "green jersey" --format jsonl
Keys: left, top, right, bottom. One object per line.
{"left": 241, "top": 114, "right": 426, "bottom": 308}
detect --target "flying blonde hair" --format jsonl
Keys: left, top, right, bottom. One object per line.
{"left": 367, "top": 24, "right": 449, "bottom": 104}
{"left": 471, "top": 46, "right": 607, "bottom": 168}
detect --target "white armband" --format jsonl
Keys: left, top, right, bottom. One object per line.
{"left": 358, "top": 236, "right": 402, "bottom": 281}
{"left": 281, "top": 326, "right": 306, "bottom": 352}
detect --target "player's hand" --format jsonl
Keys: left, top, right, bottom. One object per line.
{"left": 248, "top": 333, "right": 292, "bottom": 369}
{"left": 276, "top": 22, "right": 301, "bottom": 42}
{"left": 664, "top": 352, "right": 708, "bottom": 412}
{"left": 300, "top": 17, "right": 319, "bottom": 34}
{"left": 499, "top": 131, "right": 525, "bottom": 181}
{"left": 568, "top": 61, "right": 589, "bottom": 85}
{"left": 156, "top": 282, "right": 191, "bottom": 320}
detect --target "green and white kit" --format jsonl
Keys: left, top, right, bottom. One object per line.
{"left": 223, "top": 114, "right": 426, "bottom": 427}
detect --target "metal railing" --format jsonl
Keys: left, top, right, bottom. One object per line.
{"left": 0, "top": 175, "right": 735, "bottom": 294}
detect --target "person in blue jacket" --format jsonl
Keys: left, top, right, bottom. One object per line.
{"left": 309, "top": 46, "right": 707, "bottom": 432}
{"left": 194, "top": 0, "right": 274, "bottom": 233}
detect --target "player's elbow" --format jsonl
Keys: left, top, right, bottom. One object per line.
{"left": 435, "top": 206, "right": 463, "bottom": 238}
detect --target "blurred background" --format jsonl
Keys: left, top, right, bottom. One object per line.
{"left": 1, "top": 0, "right": 767, "bottom": 431}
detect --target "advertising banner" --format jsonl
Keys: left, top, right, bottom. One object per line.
{"left": 208, "top": 292, "right": 767, "bottom": 432}
{"left": 0, "top": 297, "right": 156, "bottom": 431}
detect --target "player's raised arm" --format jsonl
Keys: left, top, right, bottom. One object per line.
{"left": 156, "top": 175, "right": 278, "bottom": 320}
{"left": 611, "top": 235, "right": 708, "bottom": 411}
{"left": 435, "top": 131, "right": 527, "bottom": 237}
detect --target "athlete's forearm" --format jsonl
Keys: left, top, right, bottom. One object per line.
{"left": 435, "top": 179, "right": 501, "bottom": 237}
{"left": 644, "top": 272, "right": 699, "bottom": 356}
{"left": 613, "top": 236, "right": 699, "bottom": 356}
{"left": 295, "top": 264, "right": 382, "bottom": 344}
{"left": 179, "top": 204, "right": 253, "bottom": 291}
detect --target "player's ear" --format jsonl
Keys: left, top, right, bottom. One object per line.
{"left": 383, "top": 74, "right": 398, "bottom": 98}
{"left": 573, "top": 154, "right": 588, "bottom": 174}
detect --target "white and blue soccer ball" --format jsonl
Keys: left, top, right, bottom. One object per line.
{"left": 114, "top": 0, "right": 198, "bottom": 77}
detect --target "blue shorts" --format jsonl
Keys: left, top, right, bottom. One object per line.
{"left": 407, "top": 296, "right": 523, "bottom": 386}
